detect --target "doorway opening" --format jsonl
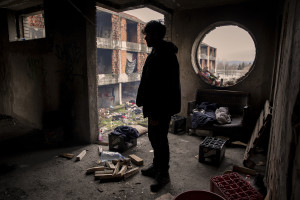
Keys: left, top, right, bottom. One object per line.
{"left": 96, "top": 6, "right": 164, "bottom": 134}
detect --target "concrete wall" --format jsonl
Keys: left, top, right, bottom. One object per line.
{"left": 172, "top": 2, "right": 277, "bottom": 125}
{"left": 0, "top": 0, "right": 98, "bottom": 143}
{"left": 266, "top": 0, "right": 300, "bottom": 199}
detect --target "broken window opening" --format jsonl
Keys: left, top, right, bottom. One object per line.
{"left": 192, "top": 24, "right": 256, "bottom": 87}
{"left": 126, "top": 20, "right": 138, "bottom": 43}
{"left": 97, "top": 49, "right": 112, "bottom": 74}
{"left": 8, "top": 10, "right": 46, "bottom": 42}
{"left": 96, "top": 11, "right": 112, "bottom": 38}
{"left": 96, "top": 6, "right": 164, "bottom": 134}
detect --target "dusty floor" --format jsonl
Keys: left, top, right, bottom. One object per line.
{"left": 0, "top": 132, "right": 248, "bottom": 200}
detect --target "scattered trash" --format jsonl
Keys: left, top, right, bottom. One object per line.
{"left": 101, "top": 151, "right": 125, "bottom": 162}
{"left": 98, "top": 129, "right": 103, "bottom": 141}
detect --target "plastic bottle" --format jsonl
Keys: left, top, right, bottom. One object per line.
{"left": 98, "top": 129, "right": 103, "bottom": 141}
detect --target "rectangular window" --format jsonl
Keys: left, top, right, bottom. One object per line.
{"left": 8, "top": 10, "right": 45, "bottom": 41}
{"left": 22, "top": 12, "right": 45, "bottom": 40}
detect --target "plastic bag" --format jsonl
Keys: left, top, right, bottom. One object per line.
{"left": 100, "top": 151, "right": 125, "bottom": 162}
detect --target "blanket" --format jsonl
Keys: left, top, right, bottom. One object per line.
{"left": 192, "top": 102, "right": 218, "bottom": 128}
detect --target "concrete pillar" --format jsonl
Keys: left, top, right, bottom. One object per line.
{"left": 119, "top": 83, "right": 122, "bottom": 105}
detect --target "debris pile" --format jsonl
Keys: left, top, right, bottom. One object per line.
{"left": 59, "top": 147, "right": 143, "bottom": 183}
{"left": 91, "top": 149, "right": 143, "bottom": 182}
{"left": 98, "top": 100, "right": 147, "bottom": 132}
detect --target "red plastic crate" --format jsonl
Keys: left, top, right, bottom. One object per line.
{"left": 210, "top": 172, "right": 263, "bottom": 200}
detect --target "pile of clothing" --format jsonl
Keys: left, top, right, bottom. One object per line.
{"left": 192, "top": 102, "right": 231, "bottom": 129}
{"left": 111, "top": 125, "right": 139, "bottom": 142}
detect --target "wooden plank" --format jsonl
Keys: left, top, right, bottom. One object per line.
{"left": 95, "top": 170, "right": 113, "bottom": 175}
{"left": 112, "top": 158, "right": 131, "bottom": 165}
{"left": 86, "top": 166, "right": 105, "bottom": 174}
{"left": 76, "top": 150, "right": 86, "bottom": 161}
{"left": 129, "top": 154, "right": 143, "bottom": 166}
{"left": 233, "top": 165, "right": 257, "bottom": 176}
{"left": 95, "top": 173, "right": 122, "bottom": 180}
{"left": 105, "top": 162, "right": 115, "bottom": 170}
{"left": 112, "top": 161, "right": 120, "bottom": 176}
{"left": 124, "top": 167, "right": 139, "bottom": 179}
{"left": 117, "top": 165, "right": 127, "bottom": 176}
{"left": 264, "top": 100, "right": 271, "bottom": 121}
{"left": 59, "top": 153, "right": 74, "bottom": 159}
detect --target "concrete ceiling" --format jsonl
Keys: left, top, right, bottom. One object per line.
{"left": 97, "top": 0, "right": 255, "bottom": 12}
{"left": 0, "top": 0, "right": 255, "bottom": 12}
{"left": 0, "top": 0, "right": 43, "bottom": 11}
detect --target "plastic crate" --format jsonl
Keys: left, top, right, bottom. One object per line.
{"left": 199, "top": 137, "right": 226, "bottom": 164}
{"left": 108, "top": 133, "right": 137, "bottom": 153}
{"left": 210, "top": 172, "right": 264, "bottom": 200}
{"left": 169, "top": 115, "right": 186, "bottom": 134}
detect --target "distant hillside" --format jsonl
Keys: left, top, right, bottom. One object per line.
{"left": 218, "top": 60, "right": 253, "bottom": 66}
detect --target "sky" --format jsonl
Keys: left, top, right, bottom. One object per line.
{"left": 124, "top": 9, "right": 255, "bottom": 62}
{"left": 202, "top": 25, "right": 256, "bottom": 62}
{"left": 123, "top": 7, "right": 164, "bottom": 22}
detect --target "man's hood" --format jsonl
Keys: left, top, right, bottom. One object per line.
{"left": 156, "top": 40, "right": 178, "bottom": 54}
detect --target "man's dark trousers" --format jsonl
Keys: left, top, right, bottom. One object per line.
{"left": 148, "top": 116, "right": 171, "bottom": 175}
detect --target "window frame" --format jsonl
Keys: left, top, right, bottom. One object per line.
{"left": 191, "top": 21, "right": 257, "bottom": 88}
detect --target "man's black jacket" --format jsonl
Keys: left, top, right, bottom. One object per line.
{"left": 136, "top": 40, "right": 181, "bottom": 118}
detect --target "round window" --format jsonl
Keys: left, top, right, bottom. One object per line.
{"left": 191, "top": 24, "right": 256, "bottom": 87}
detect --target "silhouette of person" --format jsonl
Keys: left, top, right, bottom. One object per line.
{"left": 136, "top": 20, "right": 181, "bottom": 192}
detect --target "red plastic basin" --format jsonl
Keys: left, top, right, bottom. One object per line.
{"left": 174, "top": 190, "right": 226, "bottom": 200}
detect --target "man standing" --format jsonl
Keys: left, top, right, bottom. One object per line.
{"left": 136, "top": 20, "right": 181, "bottom": 192}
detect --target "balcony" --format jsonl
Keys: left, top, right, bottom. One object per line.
{"left": 98, "top": 73, "right": 141, "bottom": 86}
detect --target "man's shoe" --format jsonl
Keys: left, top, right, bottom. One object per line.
{"left": 141, "top": 164, "right": 157, "bottom": 178}
{"left": 150, "top": 173, "right": 170, "bottom": 192}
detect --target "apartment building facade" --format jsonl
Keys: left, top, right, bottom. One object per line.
{"left": 96, "top": 7, "right": 150, "bottom": 108}
{"left": 197, "top": 43, "right": 217, "bottom": 73}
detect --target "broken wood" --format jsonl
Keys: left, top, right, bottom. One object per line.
{"left": 95, "top": 170, "right": 114, "bottom": 175}
{"left": 129, "top": 154, "right": 143, "bottom": 166}
{"left": 124, "top": 167, "right": 139, "bottom": 179}
{"left": 76, "top": 150, "right": 86, "bottom": 161}
{"left": 231, "top": 141, "right": 247, "bottom": 147}
{"left": 244, "top": 100, "right": 272, "bottom": 162}
{"left": 117, "top": 165, "right": 127, "bottom": 176}
{"left": 112, "top": 161, "right": 121, "bottom": 176}
{"left": 95, "top": 173, "right": 122, "bottom": 180}
{"left": 233, "top": 165, "right": 257, "bottom": 176}
{"left": 112, "top": 158, "right": 131, "bottom": 166}
{"left": 105, "top": 162, "right": 115, "bottom": 170}
{"left": 86, "top": 166, "right": 105, "bottom": 174}
{"left": 59, "top": 153, "right": 74, "bottom": 159}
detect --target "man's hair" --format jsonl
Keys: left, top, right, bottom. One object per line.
{"left": 142, "top": 20, "right": 166, "bottom": 39}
